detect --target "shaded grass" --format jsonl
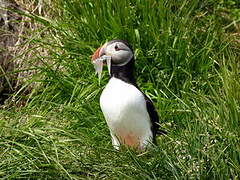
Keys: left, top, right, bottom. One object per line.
{"left": 0, "top": 0, "right": 240, "bottom": 179}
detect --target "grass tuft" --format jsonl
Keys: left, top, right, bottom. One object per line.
{"left": 0, "top": 0, "right": 239, "bottom": 179}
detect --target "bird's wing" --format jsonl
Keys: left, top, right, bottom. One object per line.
{"left": 143, "top": 95, "right": 167, "bottom": 140}
{"left": 131, "top": 84, "right": 167, "bottom": 142}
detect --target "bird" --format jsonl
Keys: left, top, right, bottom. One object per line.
{"left": 91, "top": 39, "right": 165, "bottom": 150}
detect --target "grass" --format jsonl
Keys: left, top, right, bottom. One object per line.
{"left": 0, "top": 0, "right": 240, "bottom": 179}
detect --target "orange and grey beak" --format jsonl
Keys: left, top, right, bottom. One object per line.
{"left": 91, "top": 44, "right": 111, "bottom": 83}
{"left": 91, "top": 46, "right": 104, "bottom": 62}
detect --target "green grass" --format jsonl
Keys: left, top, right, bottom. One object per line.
{"left": 0, "top": 0, "right": 240, "bottom": 179}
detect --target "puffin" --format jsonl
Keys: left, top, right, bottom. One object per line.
{"left": 91, "top": 39, "right": 164, "bottom": 150}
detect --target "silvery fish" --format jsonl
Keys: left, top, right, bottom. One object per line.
{"left": 92, "top": 55, "right": 111, "bottom": 83}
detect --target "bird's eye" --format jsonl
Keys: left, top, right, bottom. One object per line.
{"left": 114, "top": 44, "right": 120, "bottom": 51}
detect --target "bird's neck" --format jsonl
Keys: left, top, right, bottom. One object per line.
{"left": 110, "top": 59, "right": 136, "bottom": 85}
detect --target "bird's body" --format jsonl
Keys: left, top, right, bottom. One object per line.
{"left": 100, "top": 77, "right": 153, "bottom": 149}
{"left": 91, "top": 39, "right": 164, "bottom": 150}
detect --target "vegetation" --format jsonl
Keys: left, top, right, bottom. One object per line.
{"left": 0, "top": 0, "right": 239, "bottom": 179}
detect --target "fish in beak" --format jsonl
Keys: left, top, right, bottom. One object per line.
{"left": 91, "top": 44, "right": 111, "bottom": 83}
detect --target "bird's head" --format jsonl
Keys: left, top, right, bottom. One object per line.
{"left": 91, "top": 39, "right": 133, "bottom": 81}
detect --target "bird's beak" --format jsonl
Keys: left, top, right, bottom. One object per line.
{"left": 91, "top": 44, "right": 111, "bottom": 83}
{"left": 91, "top": 46, "right": 103, "bottom": 62}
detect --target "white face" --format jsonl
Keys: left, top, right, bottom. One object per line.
{"left": 92, "top": 40, "right": 134, "bottom": 82}
{"left": 103, "top": 41, "right": 133, "bottom": 66}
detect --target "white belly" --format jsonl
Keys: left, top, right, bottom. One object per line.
{"left": 100, "top": 77, "right": 152, "bottom": 149}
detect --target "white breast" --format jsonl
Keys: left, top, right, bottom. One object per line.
{"left": 100, "top": 77, "right": 153, "bottom": 149}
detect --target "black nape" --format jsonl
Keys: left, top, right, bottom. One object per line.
{"left": 110, "top": 58, "right": 136, "bottom": 86}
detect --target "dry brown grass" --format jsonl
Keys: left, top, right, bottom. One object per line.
{"left": 0, "top": 0, "right": 54, "bottom": 103}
